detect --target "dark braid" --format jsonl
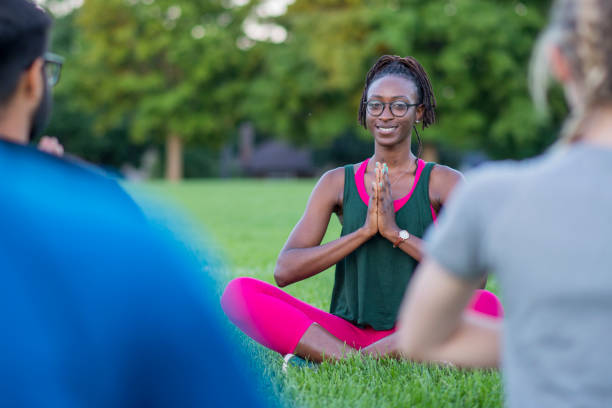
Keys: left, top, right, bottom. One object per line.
{"left": 358, "top": 55, "right": 437, "bottom": 171}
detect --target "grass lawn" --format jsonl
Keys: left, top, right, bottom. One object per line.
{"left": 133, "top": 179, "right": 503, "bottom": 408}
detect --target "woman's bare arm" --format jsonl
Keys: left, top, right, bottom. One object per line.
{"left": 274, "top": 168, "right": 378, "bottom": 287}
{"left": 429, "top": 164, "right": 464, "bottom": 213}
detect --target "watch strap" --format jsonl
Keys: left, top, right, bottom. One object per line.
{"left": 393, "top": 230, "right": 410, "bottom": 248}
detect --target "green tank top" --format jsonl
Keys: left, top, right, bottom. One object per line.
{"left": 329, "top": 159, "right": 436, "bottom": 330}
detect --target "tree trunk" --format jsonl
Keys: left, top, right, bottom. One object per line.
{"left": 165, "top": 133, "right": 183, "bottom": 181}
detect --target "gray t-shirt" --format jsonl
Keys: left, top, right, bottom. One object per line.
{"left": 426, "top": 143, "right": 612, "bottom": 408}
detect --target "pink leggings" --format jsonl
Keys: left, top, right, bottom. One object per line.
{"left": 221, "top": 277, "right": 503, "bottom": 355}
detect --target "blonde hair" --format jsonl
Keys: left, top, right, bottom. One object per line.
{"left": 529, "top": 0, "right": 612, "bottom": 144}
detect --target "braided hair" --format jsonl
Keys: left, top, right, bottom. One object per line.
{"left": 358, "top": 55, "right": 437, "bottom": 170}
{"left": 530, "top": 0, "right": 612, "bottom": 144}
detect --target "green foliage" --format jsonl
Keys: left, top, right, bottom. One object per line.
{"left": 182, "top": 144, "right": 221, "bottom": 177}
{"left": 74, "top": 0, "right": 257, "bottom": 148}
{"left": 417, "top": 0, "right": 550, "bottom": 157}
{"left": 46, "top": 0, "right": 563, "bottom": 174}
{"left": 245, "top": 0, "right": 561, "bottom": 159}
{"left": 136, "top": 179, "right": 504, "bottom": 407}
{"left": 43, "top": 12, "right": 145, "bottom": 168}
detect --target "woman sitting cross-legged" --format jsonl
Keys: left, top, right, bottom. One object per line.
{"left": 221, "top": 55, "right": 503, "bottom": 366}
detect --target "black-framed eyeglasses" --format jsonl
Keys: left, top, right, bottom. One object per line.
{"left": 44, "top": 52, "right": 64, "bottom": 87}
{"left": 366, "top": 100, "right": 419, "bottom": 117}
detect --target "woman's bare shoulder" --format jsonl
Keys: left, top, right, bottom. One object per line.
{"left": 316, "top": 166, "right": 346, "bottom": 207}
{"left": 429, "top": 163, "right": 464, "bottom": 206}
{"left": 431, "top": 164, "right": 463, "bottom": 186}
{"left": 317, "top": 166, "right": 345, "bottom": 187}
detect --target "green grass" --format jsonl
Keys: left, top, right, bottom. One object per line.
{"left": 130, "top": 179, "right": 503, "bottom": 408}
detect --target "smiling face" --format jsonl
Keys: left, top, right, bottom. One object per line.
{"left": 365, "top": 75, "right": 424, "bottom": 148}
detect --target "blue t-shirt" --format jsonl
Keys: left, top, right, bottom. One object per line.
{"left": 0, "top": 140, "right": 265, "bottom": 407}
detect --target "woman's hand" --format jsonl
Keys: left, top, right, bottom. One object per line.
{"left": 376, "top": 162, "right": 400, "bottom": 240}
{"left": 362, "top": 180, "right": 379, "bottom": 238}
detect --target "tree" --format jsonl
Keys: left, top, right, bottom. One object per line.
{"left": 244, "top": 0, "right": 562, "bottom": 160}
{"left": 74, "top": 0, "right": 257, "bottom": 180}
{"left": 45, "top": 11, "right": 145, "bottom": 172}
{"left": 48, "top": 0, "right": 562, "bottom": 176}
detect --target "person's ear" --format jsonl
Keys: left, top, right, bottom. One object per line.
{"left": 549, "top": 44, "right": 584, "bottom": 110}
{"left": 549, "top": 45, "right": 573, "bottom": 84}
{"left": 21, "top": 57, "right": 45, "bottom": 109}
{"left": 415, "top": 104, "right": 425, "bottom": 124}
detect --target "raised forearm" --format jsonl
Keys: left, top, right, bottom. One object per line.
{"left": 274, "top": 227, "right": 373, "bottom": 287}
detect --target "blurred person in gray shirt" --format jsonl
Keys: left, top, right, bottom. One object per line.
{"left": 397, "top": 0, "right": 612, "bottom": 407}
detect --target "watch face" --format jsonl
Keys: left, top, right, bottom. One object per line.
{"left": 399, "top": 230, "right": 409, "bottom": 239}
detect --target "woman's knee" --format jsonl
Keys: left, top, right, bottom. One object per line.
{"left": 221, "top": 277, "right": 251, "bottom": 312}
{"left": 468, "top": 289, "right": 504, "bottom": 318}
{"left": 220, "top": 277, "right": 267, "bottom": 320}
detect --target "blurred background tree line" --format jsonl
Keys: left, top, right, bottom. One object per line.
{"left": 41, "top": 0, "right": 564, "bottom": 180}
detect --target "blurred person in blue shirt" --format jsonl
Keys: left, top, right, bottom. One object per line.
{"left": 0, "top": 1, "right": 265, "bottom": 406}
